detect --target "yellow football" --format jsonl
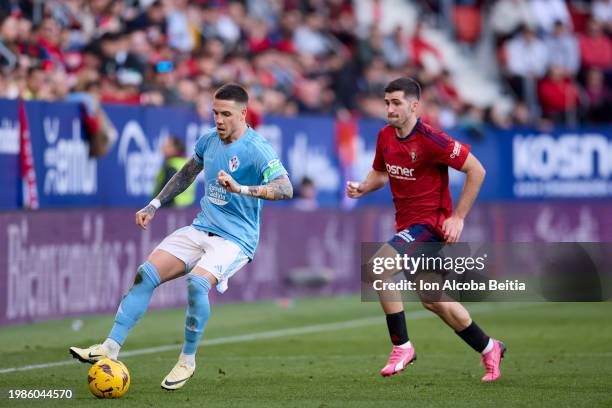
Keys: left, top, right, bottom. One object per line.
{"left": 87, "top": 358, "right": 130, "bottom": 399}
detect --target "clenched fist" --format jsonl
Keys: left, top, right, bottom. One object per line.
{"left": 217, "top": 170, "right": 241, "bottom": 193}
{"left": 442, "top": 215, "right": 464, "bottom": 243}
{"left": 346, "top": 181, "right": 365, "bottom": 199}
{"left": 135, "top": 204, "right": 156, "bottom": 230}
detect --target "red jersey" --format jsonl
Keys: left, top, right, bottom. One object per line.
{"left": 372, "top": 119, "right": 471, "bottom": 237}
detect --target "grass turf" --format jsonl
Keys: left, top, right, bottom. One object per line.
{"left": 0, "top": 297, "right": 611, "bottom": 407}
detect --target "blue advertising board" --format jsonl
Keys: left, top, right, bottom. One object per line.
{"left": 0, "top": 99, "right": 20, "bottom": 209}
{"left": 0, "top": 98, "right": 610, "bottom": 210}
{"left": 499, "top": 127, "right": 612, "bottom": 199}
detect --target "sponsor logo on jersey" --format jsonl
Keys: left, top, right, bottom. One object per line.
{"left": 207, "top": 182, "right": 230, "bottom": 205}
{"left": 385, "top": 163, "right": 416, "bottom": 180}
{"left": 450, "top": 141, "right": 462, "bottom": 159}
{"left": 229, "top": 155, "right": 240, "bottom": 172}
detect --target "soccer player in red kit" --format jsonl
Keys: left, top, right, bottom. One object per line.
{"left": 347, "top": 77, "right": 506, "bottom": 382}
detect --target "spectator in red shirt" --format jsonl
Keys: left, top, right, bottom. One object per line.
{"left": 538, "top": 64, "right": 580, "bottom": 121}
{"left": 578, "top": 18, "right": 612, "bottom": 70}
{"left": 409, "top": 21, "right": 444, "bottom": 70}
{"left": 36, "top": 17, "right": 66, "bottom": 67}
{"left": 435, "top": 70, "right": 463, "bottom": 110}
{"left": 246, "top": 18, "right": 272, "bottom": 54}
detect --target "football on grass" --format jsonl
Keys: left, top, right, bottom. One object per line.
{"left": 87, "top": 358, "right": 130, "bottom": 399}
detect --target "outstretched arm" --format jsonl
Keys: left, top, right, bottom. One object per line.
{"left": 155, "top": 158, "right": 203, "bottom": 204}
{"left": 216, "top": 171, "right": 293, "bottom": 200}
{"left": 135, "top": 158, "right": 203, "bottom": 229}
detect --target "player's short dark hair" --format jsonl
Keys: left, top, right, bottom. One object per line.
{"left": 384, "top": 77, "right": 421, "bottom": 100}
{"left": 214, "top": 83, "right": 249, "bottom": 104}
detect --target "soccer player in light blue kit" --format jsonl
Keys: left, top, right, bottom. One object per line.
{"left": 70, "top": 84, "right": 293, "bottom": 390}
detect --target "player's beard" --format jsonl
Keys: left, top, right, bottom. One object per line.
{"left": 387, "top": 115, "right": 404, "bottom": 129}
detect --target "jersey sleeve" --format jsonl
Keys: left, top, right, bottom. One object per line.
{"left": 424, "top": 128, "right": 471, "bottom": 170}
{"left": 372, "top": 130, "right": 386, "bottom": 172}
{"left": 193, "top": 129, "right": 215, "bottom": 164}
{"left": 254, "top": 141, "right": 288, "bottom": 184}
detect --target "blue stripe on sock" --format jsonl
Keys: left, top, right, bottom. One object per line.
{"left": 140, "top": 262, "right": 161, "bottom": 287}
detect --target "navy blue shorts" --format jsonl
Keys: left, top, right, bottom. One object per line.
{"left": 387, "top": 224, "right": 446, "bottom": 276}
{"left": 388, "top": 224, "right": 442, "bottom": 253}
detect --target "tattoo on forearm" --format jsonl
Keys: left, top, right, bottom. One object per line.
{"left": 248, "top": 186, "right": 259, "bottom": 196}
{"left": 245, "top": 175, "right": 293, "bottom": 200}
{"left": 143, "top": 204, "right": 156, "bottom": 216}
{"left": 156, "top": 158, "right": 203, "bottom": 205}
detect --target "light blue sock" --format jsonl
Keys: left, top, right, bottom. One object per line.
{"left": 108, "top": 262, "right": 161, "bottom": 346}
{"left": 182, "top": 274, "right": 211, "bottom": 355}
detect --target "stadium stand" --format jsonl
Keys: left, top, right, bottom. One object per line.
{"left": 0, "top": 0, "right": 610, "bottom": 128}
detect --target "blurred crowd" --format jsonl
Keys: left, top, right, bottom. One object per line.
{"left": 490, "top": 0, "right": 611, "bottom": 126}
{"left": 0, "top": 0, "right": 610, "bottom": 128}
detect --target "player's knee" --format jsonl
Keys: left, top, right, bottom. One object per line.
{"left": 187, "top": 274, "right": 213, "bottom": 296}
{"left": 421, "top": 301, "right": 444, "bottom": 314}
{"left": 134, "top": 263, "right": 161, "bottom": 288}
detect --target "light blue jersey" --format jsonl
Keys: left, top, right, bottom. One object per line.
{"left": 192, "top": 127, "right": 287, "bottom": 258}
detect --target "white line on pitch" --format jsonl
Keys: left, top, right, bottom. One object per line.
{"left": 0, "top": 303, "right": 531, "bottom": 374}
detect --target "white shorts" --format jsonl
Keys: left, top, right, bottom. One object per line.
{"left": 155, "top": 226, "right": 249, "bottom": 293}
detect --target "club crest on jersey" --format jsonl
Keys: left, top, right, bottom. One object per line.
{"left": 229, "top": 156, "right": 240, "bottom": 172}
{"left": 410, "top": 150, "right": 417, "bottom": 162}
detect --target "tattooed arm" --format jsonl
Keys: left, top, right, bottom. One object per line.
{"left": 135, "top": 158, "right": 203, "bottom": 229}
{"left": 155, "top": 158, "right": 203, "bottom": 204}
{"left": 216, "top": 171, "right": 293, "bottom": 201}
{"left": 245, "top": 174, "right": 294, "bottom": 200}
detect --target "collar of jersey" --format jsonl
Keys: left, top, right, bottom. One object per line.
{"left": 395, "top": 118, "right": 420, "bottom": 141}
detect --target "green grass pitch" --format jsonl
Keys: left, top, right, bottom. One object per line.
{"left": 0, "top": 297, "right": 611, "bottom": 407}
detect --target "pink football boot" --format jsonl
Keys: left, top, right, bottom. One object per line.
{"left": 380, "top": 345, "right": 417, "bottom": 377}
{"left": 481, "top": 340, "right": 506, "bottom": 382}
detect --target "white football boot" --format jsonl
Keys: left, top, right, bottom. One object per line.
{"left": 69, "top": 344, "right": 110, "bottom": 364}
{"left": 161, "top": 360, "right": 195, "bottom": 390}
